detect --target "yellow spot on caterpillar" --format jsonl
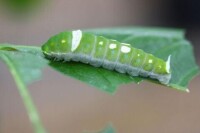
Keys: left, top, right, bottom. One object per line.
{"left": 121, "top": 46, "right": 131, "bottom": 53}
{"left": 137, "top": 54, "right": 140, "bottom": 57}
{"left": 148, "top": 59, "right": 153, "bottom": 63}
{"left": 99, "top": 41, "right": 103, "bottom": 45}
{"left": 61, "top": 39, "right": 66, "bottom": 43}
{"left": 109, "top": 43, "right": 117, "bottom": 49}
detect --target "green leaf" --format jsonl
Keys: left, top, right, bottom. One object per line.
{"left": 0, "top": 27, "right": 199, "bottom": 133}
{"left": 49, "top": 27, "right": 199, "bottom": 93}
{"left": 85, "top": 27, "right": 200, "bottom": 92}
{"left": 83, "top": 124, "right": 116, "bottom": 133}
{"left": 0, "top": 45, "right": 47, "bottom": 133}
{"left": 0, "top": 27, "right": 199, "bottom": 94}
{"left": 0, "top": 45, "right": 47, "bottom": 85}
{"left": 49, "top": 61, "right": 141, "bottom": 93}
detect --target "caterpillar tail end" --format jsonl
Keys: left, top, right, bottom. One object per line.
{"left": 166, "top": 55, "right": 171, "bottom": 73}
{"left": 157, "top": 55, "right": 171, "bottom": 85}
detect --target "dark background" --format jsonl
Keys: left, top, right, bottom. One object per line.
{"left": 0, "top": 0, "right": 200, "bottom": 133}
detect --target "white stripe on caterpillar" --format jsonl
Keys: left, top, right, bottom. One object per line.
{"left": 71, "top": 30, "right": 82, "bottom": 52}
{"left": 101, "top": 39, "right": 109, "bottom": 66}
{"left": 90, "top": 36, "right": 97, "bottom": 57}
{"left": 113, "top": 45, "right": 122, "bottom": 70}
{"left": 88, "top": 36, "right": 97, "bottom": 63}
{"left": 166, "top": 55, "right": 171, "bottom": 73}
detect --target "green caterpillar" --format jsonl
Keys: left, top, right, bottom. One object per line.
{"left": 42, "top": 30, "right": 171, "bottom": 84}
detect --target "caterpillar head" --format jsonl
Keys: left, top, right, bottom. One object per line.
{"left": 42, "top": 32, "right": 72, "bottom": 56}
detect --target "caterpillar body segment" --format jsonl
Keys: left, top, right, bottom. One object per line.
{"left": 42, "top": 30, "right": 171, "bottom": 84}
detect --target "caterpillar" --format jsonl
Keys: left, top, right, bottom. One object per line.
{"left": 42, "top": 30, "right": 171, "bottom": 84}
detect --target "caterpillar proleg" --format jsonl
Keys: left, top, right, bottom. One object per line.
{"left": 42, "top": 30, "right": 171, "bottom": 84}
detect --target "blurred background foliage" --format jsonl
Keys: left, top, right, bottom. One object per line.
{"left": 1, "top": 0, "right": 40, "bottom": 12}
{"left": 0, "top": 0, "right": 45, "bottom": 16}
{"left": 0, "top": 0, "right": 44, "bottom": 19}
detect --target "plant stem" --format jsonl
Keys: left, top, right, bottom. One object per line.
{"left": 1, "top": 54, "right": 46, "bottom": 133}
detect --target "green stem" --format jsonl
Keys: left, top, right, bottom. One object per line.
{"left": 1, "top": 54, "right": 46, "bottom": 133}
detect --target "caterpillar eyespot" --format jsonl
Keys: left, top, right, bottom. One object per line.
{"left": 42, "top": 30, "right": 171, "bottom": 84}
